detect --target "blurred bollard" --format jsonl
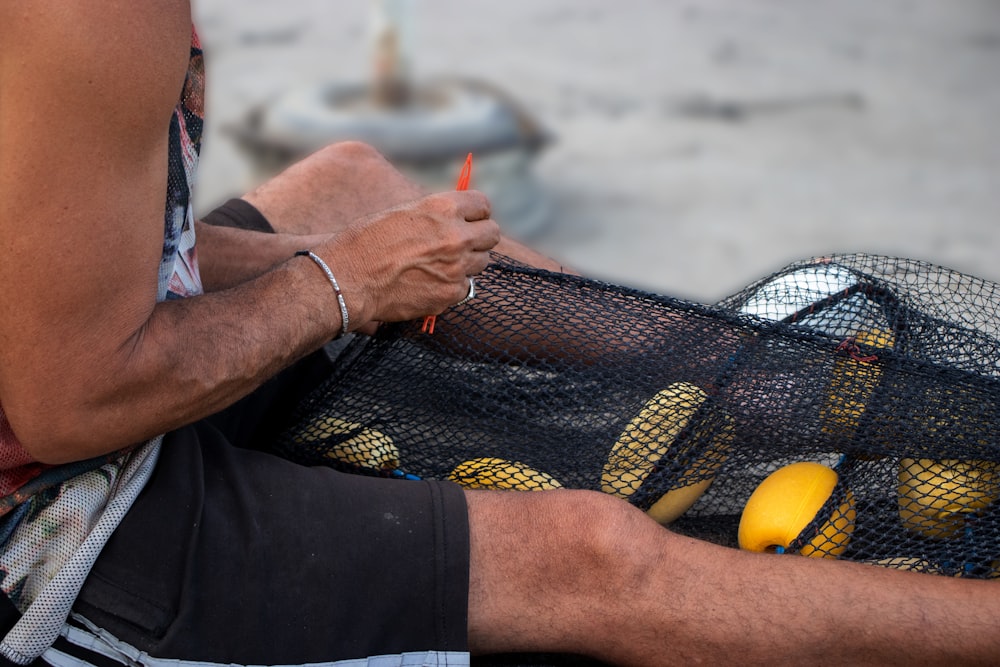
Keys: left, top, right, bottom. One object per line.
{"left": 226, "top": 0, "right": 553, "bottom": 238}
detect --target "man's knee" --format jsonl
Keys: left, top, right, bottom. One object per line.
{"left": 541, "top": 489, "right": 653, "bottom": 559}
{"left": 557, "top": 490, "right": 665, "bottom": 587}
{"left": 466, "top": 489, "right": 663, "bottom": 652}
{"left": 316, "top": 140, "right": 388, "bottom": 167}
{"left": 468, "top": 488, "right": 660, "bottom": 593}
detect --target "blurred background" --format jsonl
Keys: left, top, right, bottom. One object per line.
{"left": 191, "top": 0, "right": 1000, "bottom": 303}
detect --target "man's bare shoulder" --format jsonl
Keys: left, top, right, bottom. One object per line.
{"left": 0, "top": 0, "right": 192, "bottom": 42}
{"left": 0, "top": 0, "right": 192, "bottom": 36}
{"left": 0, "top": 0, "right": 192, "bottom": 117}
{"left": 0, "top": 0, "right": 198, "bottom": 461}
{"left": 0, "top": 0, "right": 193, "bottom": 189}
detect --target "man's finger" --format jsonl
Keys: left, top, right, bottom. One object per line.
{"left": 456, "top": 190, "right": 492, "bottom": 222}
{"left": 466, "top": 217, "right": 502, "bottom": 253}
{"left": 468, "top": 250, "right": 493, "bottom": 277}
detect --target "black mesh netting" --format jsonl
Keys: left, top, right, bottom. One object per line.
{"left": 274, "top": 252, "right": 1000, "bottom": 579}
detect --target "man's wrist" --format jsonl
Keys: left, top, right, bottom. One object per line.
{"left": 295, "top": 250, "right": 351, "bottom": 337}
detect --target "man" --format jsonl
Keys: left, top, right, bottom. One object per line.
{"left": 0, "top": 2, "right": 998, "bottom": 665}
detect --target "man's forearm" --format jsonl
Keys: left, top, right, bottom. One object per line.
{"left": 7, "top": 190, "right": 494, "bottom": 465}
{"left": 11, "top": 252, "right": 345, "bottom": 464}
{"left": 195, "top": 219, "right": 327, "bottom": 292}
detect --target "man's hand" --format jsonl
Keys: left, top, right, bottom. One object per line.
{"left": 318, "top": 190, "right": 500, "bottom": 329}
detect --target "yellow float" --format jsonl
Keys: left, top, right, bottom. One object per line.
{"left": 448, "top": 457, "right": 562, "bottom": 491}
{"left": 293, "top": 416, "right": 400, "bottom": 472}
{"left": 738, "top": 461, "right": 856, "bottom": 558}
{"left": 821, "top": 328, "right": 894, "bottom": 457}
{"left": 602, "top": 382, "right": 732, "bottom": 524}
{"left": 897, "top": 458, "right": 1000, "bottom": 539}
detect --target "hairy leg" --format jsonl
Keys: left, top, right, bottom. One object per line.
{"left": 466, "top": 489, "right": 1000, "bottom": 666}
{"left": 243, "top": 141, "right": 570, "bottom": 272}
{"left": 242, "top": 141, "right": 425, "bottom": 236}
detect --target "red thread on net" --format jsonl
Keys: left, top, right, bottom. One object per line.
{"left": 836, "top": 337, "right": 879, "bottom": 363}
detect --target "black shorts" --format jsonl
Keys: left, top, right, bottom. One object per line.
{"left": 26, "top": 351, "right": 472, "bottom": 666}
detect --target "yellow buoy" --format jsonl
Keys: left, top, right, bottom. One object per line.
{"left": 293, "top": 416, "right": 400, "bottom": 472}
{"left": 738, "top": 462, "right": 856, "bottom": 558}
{"left": 821, "top": 328, "right": 894, "bottom": 457}
{"left": 897, "top": 458, "right": 1000, "bottom": 539}
{"left": 602, "top": 382, "right": 733, "bottom": 525}
{"left": 448, "top": 457, "right": 562, "bottom": 491}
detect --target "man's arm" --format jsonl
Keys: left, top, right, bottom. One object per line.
{"left": 193, "top": 221, "right": 324, "bottom": 292}
{"left": 197, "top": 139, "right": 569, "bottom": 296}
{"left": 237, "top": 140, "right": 572, "bottom": 273}
{"left": 0, "top": 2, "right": 498, "bottom": 464}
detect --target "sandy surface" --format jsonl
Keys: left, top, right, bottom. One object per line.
{"left": 191, "top": 0, "right": 1000, "bottom": 302}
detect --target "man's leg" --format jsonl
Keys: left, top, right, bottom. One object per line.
{"left": 70, "top": 421, "right": 470, "bottom": 665}
{"left": 242, "top": 142, "right": 571, "bottom": 274}
{"left": 465, "top": 488, "right": 1000, "bottom": 666}
{"left": 242, "top": 142, "right": 425, "bottom": 237}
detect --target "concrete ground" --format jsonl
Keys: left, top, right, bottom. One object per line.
{"left": 192, "top": 0, "right": 1000, "bottom": 303}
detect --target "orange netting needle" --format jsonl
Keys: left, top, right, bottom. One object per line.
{"left": 455, "top": 151, "right": 473, "bottom": 190}
{"left": 422, "top": 152, "right": 473, "bottom": 334}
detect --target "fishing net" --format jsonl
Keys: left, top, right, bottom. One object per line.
{"left": 275, "top": 252, "right": 1000, "bottom": 579}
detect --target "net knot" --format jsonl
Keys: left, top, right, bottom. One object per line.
{"left": 836, "top": 337, "right": 880, "bottom": 363}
